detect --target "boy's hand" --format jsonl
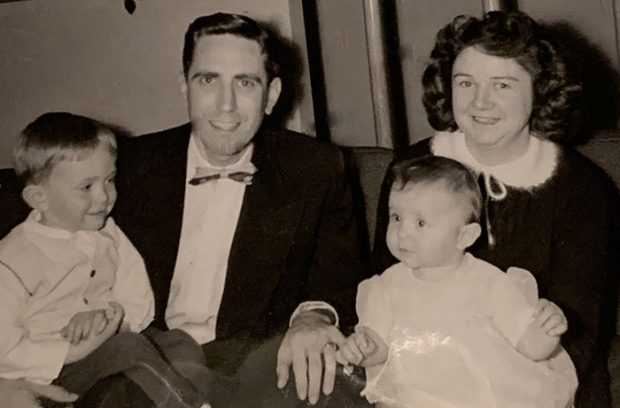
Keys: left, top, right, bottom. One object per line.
{"left": 64, "top": 302, "right": 124, "bottom": 364}
{"left": 531, "top": 298, "right": 568, "bottom": 337}
{"left": 61, "top": 308, "right": 109, "bottom": 344}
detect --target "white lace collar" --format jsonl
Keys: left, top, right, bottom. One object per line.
{"left": 430, "top": 130, "right": 558, "bottom": 199}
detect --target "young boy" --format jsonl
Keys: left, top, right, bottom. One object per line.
{"left": 0, "top": 112, "right": 211, "bottom": 408}
{"left": 337, "top": 156, "right": 578, "bottom": 407}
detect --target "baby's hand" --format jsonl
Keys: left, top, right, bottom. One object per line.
{"left": 61, "top": 309, "right": 109, "bottom": 344}
{"left": 336, "top": 329, "right": 377, "bottom": 367}
{"left": 532, "top": 298, "right": 568, "bottom": 337}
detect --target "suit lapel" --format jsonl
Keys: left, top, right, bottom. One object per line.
{"left": 218, "top": 129, "right": 304, "bottom": 336}
{"left": 158, "top": 127, "right": 191, "bottom": 268}
{"left": 144, "top": 126, "right": 190, "bottom": 324}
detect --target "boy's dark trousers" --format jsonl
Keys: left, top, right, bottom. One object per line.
{"left": 76, "top": 333, "right": 372, "bottom": 408}
{"left": 46, "top": 329, "right": 210, "bottom": 408}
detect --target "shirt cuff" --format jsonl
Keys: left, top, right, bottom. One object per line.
{"left": 289, "top": 301, "right": 339, "bottom": 327}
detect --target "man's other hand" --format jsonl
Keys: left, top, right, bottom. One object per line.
{"left": 276, "top": 310, "right": 345, "bottom": 405}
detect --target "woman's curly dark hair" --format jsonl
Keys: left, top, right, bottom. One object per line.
{"left": 422, "top": 11, "right": 582, "bottom": 143}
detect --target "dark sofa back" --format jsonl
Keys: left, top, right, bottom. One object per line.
{"left": 0, "top": 168, "right": 28, "bottom": 238}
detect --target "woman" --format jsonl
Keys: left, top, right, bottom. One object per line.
{"left": 372, "top": 10, "right": 618, "bottom": 407}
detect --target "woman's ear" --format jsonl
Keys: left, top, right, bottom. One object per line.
{"left": 457, "top": 222, "right": 481, "bottom": 250}
{"left": 22, "top": 184, "right": 48, "bottom": 212}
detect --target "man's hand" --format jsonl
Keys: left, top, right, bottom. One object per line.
{"left": 61, "top": 309, "right": 109, "bottom": 344}
{"left": 276, "top": 310, "right": 345, "bottom": 405}
{"left": 65, "top": 302, "right": 124, "bottom": 364}
{"left": 1, "top": 378, "right": 77, "bottom": 408}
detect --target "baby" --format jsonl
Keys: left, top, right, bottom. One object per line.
{"left": 338, "top": 155, "right": 577, "bottom": 407}
{"left": 0, "top": 112, "right": 210, "bottom": 408}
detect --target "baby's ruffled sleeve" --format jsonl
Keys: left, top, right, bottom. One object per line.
{"left": 356, "top": 272, "right": 394, "bottom": 344}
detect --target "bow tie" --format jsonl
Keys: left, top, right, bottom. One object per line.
{"left": 189, "top": 162, "right": 256, "bottom": 186}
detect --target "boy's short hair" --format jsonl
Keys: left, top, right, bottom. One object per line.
{"left": 389, "top": 155, "right": 482, "bottom": 223}
{"left": 14, "top": 112, "right": 118, "bottom": 186}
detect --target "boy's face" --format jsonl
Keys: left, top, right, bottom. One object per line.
{"left": 37, "top": 142, "right": 116, "bottom": 232}
{"left": 386, "top": 182, "right": 472, "bottom": 269}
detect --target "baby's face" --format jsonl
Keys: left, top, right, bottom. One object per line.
{"left": 386, "top": 183, "right": 469, "bottom": 269}
{"left": 38, "top": 143, "right": 117, "bottom": 232}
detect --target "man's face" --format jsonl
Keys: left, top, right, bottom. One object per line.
{"left": 182, "top": 34, "right": 281, "bottom": 166}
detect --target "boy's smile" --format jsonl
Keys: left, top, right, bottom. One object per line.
{"left": 37, "top": 142, "right": 117, "bottom": 232}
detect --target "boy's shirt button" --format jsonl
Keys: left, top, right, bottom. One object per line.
{"left": 90, "top": 270, "right": 96, "bottom": 278}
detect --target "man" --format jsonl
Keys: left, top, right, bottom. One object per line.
{"left": 108, "top": 12, "right": 369, "bottom": 407}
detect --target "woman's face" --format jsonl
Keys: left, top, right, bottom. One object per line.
{"left": 451, "top": 46, "right": 534, "bottom": 162}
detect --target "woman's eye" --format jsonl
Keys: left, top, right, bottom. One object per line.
{"left": 80, "top": 184, "right": 92, "bottom": 192}
{"left": 417, "top": 220, "right": 426, "bottom": 227}
{"left": 390, "top": 213, "right": 401, "bottom": 222}
{"left": 458, "top": 80, "right": 472, "bottom": 88}
{"left": 495, "top": 82, "right": 510, "bottom": 90}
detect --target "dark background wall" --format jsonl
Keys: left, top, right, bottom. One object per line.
{"left": 1, "top": 0, "right": 618, "bottom": 167}
{"left": 0, "top": 0, "right": 311, "bottom": 168}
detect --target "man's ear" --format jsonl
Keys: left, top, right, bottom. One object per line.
{"left": 264, "top": 77, "right": 282, "bottom": 115}
{"left": 457, "top": 222, "right": 481, "bottom": 250}
{"left": 22, "top": 184, "right": 48, "bottom": 212}
{"left": 179, "top": 72, "right": 189, "bottom": 107}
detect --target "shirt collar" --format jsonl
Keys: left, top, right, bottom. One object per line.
{"left": 430, "top": 130, "right": 558, "bottom": 190}
{"left": 22, "top": 210, "right": 109, "bottom": 240}
{"left": 188, "top": 133, "right": 254, "bottom": 171}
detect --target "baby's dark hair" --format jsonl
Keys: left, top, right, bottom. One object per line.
{"left": 14, "top": 112, "right": 117, "bottom": 186}
{"left": 389, "top": 155, "right": 482, "bottom": 223}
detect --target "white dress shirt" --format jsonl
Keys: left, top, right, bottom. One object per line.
{"left": 0, "top": 211, "right": 154, "bottom": 383}
{"left": 165, "top": 135, "right": 253, "bottom": 345}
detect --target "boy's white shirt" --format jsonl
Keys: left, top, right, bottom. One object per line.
{"left": 0, "top": 211, "right": 154, "bottom": 384}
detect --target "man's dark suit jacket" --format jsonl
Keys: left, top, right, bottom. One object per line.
{"left": 113, "top": 123, "right": 367, "bottom": 343}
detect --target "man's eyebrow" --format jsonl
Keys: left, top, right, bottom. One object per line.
{"left": 190, "top": 71, "right": 218, "bottom": 80}
{"left": 235, "top": 74, "right": 263, "bottom": 84}
{"left": 452, "top": 73, "right": 472, "bottom": 78}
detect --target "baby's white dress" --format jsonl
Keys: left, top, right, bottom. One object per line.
{"left": 357, "top": 253, "right": 577, "bottom": 408}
